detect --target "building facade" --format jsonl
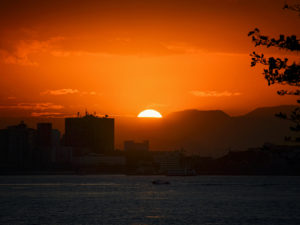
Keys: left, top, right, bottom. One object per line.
{"left": 65, "top": 114, "right": 114, "bottom": 155}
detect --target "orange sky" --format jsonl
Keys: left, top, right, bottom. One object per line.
{"left": 0, "top": 0, "right": 299, "bottom": 118}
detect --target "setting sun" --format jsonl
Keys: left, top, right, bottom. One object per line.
{"left": 137, "top": 109, "right": 163, "bottom": 118}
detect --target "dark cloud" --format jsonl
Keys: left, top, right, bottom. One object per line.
{"left": 0, "top": 0, "right": 299, "bottom": 63}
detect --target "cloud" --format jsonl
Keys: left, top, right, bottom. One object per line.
{"left": 162, "top": 42, "right": 200, "bottom": 54}
{"left": 31, "top": 112, "right": 65, "bottom": 117}
{"left": 41, "top": 88, "right": 79, "bottom": 95}
{"left": 190, "top": 90, "right": 242, "bottom": 97}
{"left": 7, "top": 96, "right": 17, "bottom": 100}
{"left": 0, "top": 102, "right": 64, "bottom": 110}
{"left": 0, "top": 31, "right": 248, "bottom": 66}
{"left": 89, "top": 91, "right": 97, "bottom": 95}
{"left": 80, "top": 91, "right": 97, "bottom": 96}
{"left": 41, "top": 89, "right": 100, "bottom": 96}
{"left": 0, "top": 30, "right": 210, "bottom": 66}
{"left": 0, "top": 36, "right": 64, "bottom": 66}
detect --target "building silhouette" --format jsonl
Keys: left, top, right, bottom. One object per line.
{"left": 124, "top": 140, "right": 149, "bottom": 152}
{"left": 0, "top": 121, "right": 36, "bottom": 169}
{"left": 36, "top": 123, "right": 60, "bottom": 166}
{"left": 65, "top": 113, "right": 114, "bottom": 156}
{"left": 37, "top": 123, "right": 52, "bottom": 147}
{"left": 153, "top": 151, "right": 182, "bottom": 174}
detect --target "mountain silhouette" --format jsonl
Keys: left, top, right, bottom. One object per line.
{"left": 117, "top": 105, "right": 295, "bottom": 156}
{"left": 243, "top": 105, "right": 296, "bottom": 118}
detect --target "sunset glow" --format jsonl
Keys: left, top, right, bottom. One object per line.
{"left": 0, "top": 2, "right": 299, "bottom": 222}
{"left": 138, "top": 109, "right": 162, "bottom": 118}
{"left": 0, "top": 0, "right": 299, "bottom": 118}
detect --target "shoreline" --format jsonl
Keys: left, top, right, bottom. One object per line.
{"left": 0, "top": 171, "right": 299, "bottom": 176}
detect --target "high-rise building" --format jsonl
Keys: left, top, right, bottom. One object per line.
{"left": 65, "top": 113, "right": 114, "bottom": 155}
{"left": 37, "top": 123, "right": 52, "bottom": 147}
{"left": 0, "top": 121, "right": 36, "bottom": 169}
{"left": 36, "top": 123, "right": 60, "bottom": 164}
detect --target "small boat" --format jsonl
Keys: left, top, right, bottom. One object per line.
{"left": 152, "top": 180, "right": 170, "bottom": 185}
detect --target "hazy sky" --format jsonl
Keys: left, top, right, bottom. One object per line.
{"left": 0, "top": 0, "right": 299, "bottom": 117}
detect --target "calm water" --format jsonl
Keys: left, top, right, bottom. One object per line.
{"left": 0, "top": 175, "right": 300, "bottom": 225}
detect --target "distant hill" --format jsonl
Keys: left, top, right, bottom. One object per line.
{"left": 166, "top": 109, "right": 231, "bottom": 120}
{"left": 0, "top": 105, "right": 296, "bottom": 157}
{"left": 115, "top": 105, "right": 295, "bottom": 156}
{"left": 242, "top": 105, "right": 296, "bottom": 118}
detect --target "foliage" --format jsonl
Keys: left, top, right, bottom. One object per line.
{"left": 283, "top": 3, "right": 300, "bottom": 15}
{"left": 248, "top": 28, "right": 299, "bottom": 51}
{"left": 248, "top": 3, "right": 300, "bottom": 135}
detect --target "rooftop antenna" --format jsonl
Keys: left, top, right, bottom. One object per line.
{"left": 85, "top": 109, "right": 88, "bottom": 116}
{"left": 283, "top": 0, "right": 288, "bottom": 9}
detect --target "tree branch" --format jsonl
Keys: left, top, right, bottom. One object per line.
{"left": 248, "top": 28, "right": 300, "bottom": 51}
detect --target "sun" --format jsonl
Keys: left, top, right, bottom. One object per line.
{"left": 138, "top": 109, "right": 163, "bottom": 118}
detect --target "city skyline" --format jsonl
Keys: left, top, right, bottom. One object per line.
{"left": 0, "top": 104, "right": 296, "bottom": 155}
{"left": 1, "top": 113, "right": 299, "bottom": 176}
